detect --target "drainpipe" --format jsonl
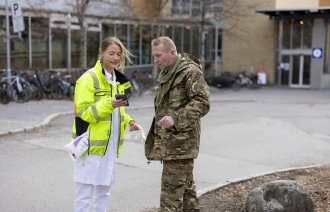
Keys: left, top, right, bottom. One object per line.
{"left": 5, "top": 0, "right": 11, "bottom": 82}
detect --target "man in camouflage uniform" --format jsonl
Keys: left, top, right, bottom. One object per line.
{"left": 145, "top": 36, "right": 210, "bottom": 211}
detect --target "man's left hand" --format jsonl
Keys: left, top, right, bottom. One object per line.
{"left": 129, "top": 122, "right": 140, "bottom": 131}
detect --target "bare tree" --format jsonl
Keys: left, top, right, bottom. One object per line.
{"left": 199, "top": 0, "right": 259, "bottom": 76}
{"left": 152, "top": 0, "right": 169, "bottom": 84}
{"left": 127, "top": 0, "right": 169, "bottom": 85}
{"left": 75, "top": 0, "right": 89, "bottom": 70}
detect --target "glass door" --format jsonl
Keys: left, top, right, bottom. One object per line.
{"left": 291, "top": 55, "right": 300, "bottom": 85}
{"left": 302, "top": 55, "right": 311, "bottom": 86}
{"left": 280, "top": 55, "right": 290, "bottom": 86}
{"left": 290, "top": 55, "right": 311, "bottom": 88}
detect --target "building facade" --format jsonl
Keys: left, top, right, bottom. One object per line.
{"left": 0, "top": 0, "right": 219, "bottom": 79}
{"left": 256, "top": 0, "right": 330, "bottom": 89}
{"left": 2, "top": 0, "right": 329, "bottom": 89}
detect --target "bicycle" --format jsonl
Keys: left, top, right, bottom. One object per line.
{"left": 60, "top": 74, "right": 75, "bottom": 100}
{"left": 29, "top": 70, "right": 66, "bottom": 100}
{"left": 0, "top": 70, "right": 33, "bottom": 103}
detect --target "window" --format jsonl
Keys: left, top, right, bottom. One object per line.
{"left": 174, "top": 26, "right": 183, "bottom": 52}
{"left": 292, "top": 20, "right": 302, "bottom": 49}
{"left": 87, "top": 31, "right": 100, "bottom": 68}
{"left": 141, "top": 25, "right": 152, "bottom": 64}
{"left": 302, "top": 20, "right": 312, "bottom": 49}
{"left": 191, "top": 1, "right": 201, "bottom": 17}
{"left": 282, "top": 20, "right": 291, "bottom": 49}
{"left": 165, "top": 25, "right": 173, "bottom": 38}
{"left": 102, "top": 23, "right": 115, "bottom": 39}
{"left": 52, "top": 28, "right": 67, "bottom": 68}
{"left": 71, "top": 30, "right": 81, "bottom": 68}
{"left": 325, "top": 22, "right": 330, "bottom": 74}
{"left": 116, "top": 24, "right": 128, "bottom": 48}
{"left": 216, "top": 28, "right": 222, "bottom": 61}
{"left": 31, "top": 18, "right": 49, "bottom": 69}
{"left": 283, "top": 19, "right": 312, "bottom": 50}
{"left": 11, "top": 17, "right": 29, "bottom": 69}
{"left": 207, "top": 0, "right": 223, "bottom": 15}
{"left": 191, "top": 26, "right": 200, "bottom": 58}
{"left": 183, "top": 26, "right": 191, "bottom": 53}
{"left": 204, "top": 27, "right": 214, "bottom": 61}
{"left": 0, "top": 16, "right": 6, "bottom": 69}
{"left": 172, "top": 0, "right": 191, "bottom": 16}
{"left": 129, "top": 24, "right": 140, "bottom": 65}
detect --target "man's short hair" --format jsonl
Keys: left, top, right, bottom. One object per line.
{"left": 151, "top": 36, "right": 177, "bottom": 53}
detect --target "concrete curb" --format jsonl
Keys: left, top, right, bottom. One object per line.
{"left": 0, "top": 105, "right": 155, "bottom": 138}
{"left": 0, "top": 111, "right": 73, "bottom": 137}
{"left": 197, "top": 164, "right": 325, "bottom": 198}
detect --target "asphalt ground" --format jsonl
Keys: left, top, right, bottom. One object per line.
{"left": 0, "top": 87, "right": 330, "bottom": 211}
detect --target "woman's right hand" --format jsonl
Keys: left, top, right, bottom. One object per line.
{"left": 111, "top": 98, "right": 128, "bottom": 108}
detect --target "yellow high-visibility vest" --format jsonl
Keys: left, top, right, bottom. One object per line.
{"left": 72, "top": 60, "right": 133, "bottom": 156}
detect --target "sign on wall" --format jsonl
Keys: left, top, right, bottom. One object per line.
{"left": 312, "top": 48, "right": 323, "bottom": 59}
{"left": 11, "top": 0, "right": 25, "bottom": 33}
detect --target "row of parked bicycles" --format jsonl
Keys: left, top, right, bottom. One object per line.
{"left": 205, "top": 71, "right": 262, "bottom": 90}
{"left": 0, "top": 69, "right": 80, "bottom": 104}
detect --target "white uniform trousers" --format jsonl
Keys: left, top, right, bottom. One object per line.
{"left": 74, "top": 182, "right": 111, "bottom": 212}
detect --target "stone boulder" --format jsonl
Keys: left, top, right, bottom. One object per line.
{"left": 245, "top": 180, "right": 314, "bottom": 212}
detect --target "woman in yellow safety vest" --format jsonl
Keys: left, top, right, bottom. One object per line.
{"left": 71, "top": 36, "right": 139, "bottom": 212}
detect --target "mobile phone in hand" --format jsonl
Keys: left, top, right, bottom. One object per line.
{"left": 115, "top": 94, "right": 129, "bottom": 106}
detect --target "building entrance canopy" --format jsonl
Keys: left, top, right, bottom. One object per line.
{"left": 256, "top": 7, "right": 330, "bottom": 18}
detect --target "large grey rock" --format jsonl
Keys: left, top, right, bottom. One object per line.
{"left": 245, "top": 180, "right": 314, "bottom": 212}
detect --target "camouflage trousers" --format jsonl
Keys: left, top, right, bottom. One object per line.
{"left": 160, "top": 159, "right": 200, "bottom": 212}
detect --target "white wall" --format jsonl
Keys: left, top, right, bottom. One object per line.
{"left": 276, "top": 0, "right": 318, "bottom": 9}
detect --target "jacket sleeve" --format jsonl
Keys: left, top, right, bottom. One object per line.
{"left": 74, "top": 74, "right": 114, "bottom": 124}
{"left": 124, "top": 112, "right": 135, "bottom": 126}
{"left": 168, "top": 67, "right": 210, "bottom": 130}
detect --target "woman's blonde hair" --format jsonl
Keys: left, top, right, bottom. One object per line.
{"left": 99, "top": 36, "right": 133, "bottom": 72}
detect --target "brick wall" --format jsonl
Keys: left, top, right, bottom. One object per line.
{"left": 319, "top": 0, "right": 330, "bottom": 7}
{"left": 221, "top": 0, "right": 276, "bottom": 84}
{"left": 130, "top": 0, "right": 159, "bottom": 17}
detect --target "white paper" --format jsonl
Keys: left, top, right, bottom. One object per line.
{"left": 64, "top": 131, "right": 89, "bottom": 161}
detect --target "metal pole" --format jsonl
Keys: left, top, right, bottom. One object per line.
{"left": 67, "top": 13, "right": 71, "bottom": 71}
{"left": 5, "top": 0, "right": 11, "bottom": 81}
{"left": 49, "top": 18, "right": 52, "bottom": 69}
{"left": 214, "top": 23, "right": 219, "bottom": 77}
{"left": 278, "top": 19, "right": 283, "bottom": 86}
{"left": 29, "top": 16, "right": 32, "bottom": 68}
{"left": 83, "top": 23, "right": 87, "bottom": 69}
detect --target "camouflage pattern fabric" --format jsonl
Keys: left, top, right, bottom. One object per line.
{"left": 145, "top": 53, "right": 210, "bottom": 161}
{"left": 160, "top": 159, "right": 200, "bottom": 212}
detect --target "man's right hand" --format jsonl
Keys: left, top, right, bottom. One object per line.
{"left": 157, "top": 116, "right": 175, "bottom": 128}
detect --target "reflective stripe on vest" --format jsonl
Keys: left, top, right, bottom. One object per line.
{"left": 87, "top": 70, "right": 112, "bottom": 154}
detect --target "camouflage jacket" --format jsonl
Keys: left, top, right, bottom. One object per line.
{"left": 145, "top": 53, "right": 210, "bottom": 161}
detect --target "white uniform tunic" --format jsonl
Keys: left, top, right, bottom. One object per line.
{"left": 73, "top": 70, "right": 119, "bottom": 186}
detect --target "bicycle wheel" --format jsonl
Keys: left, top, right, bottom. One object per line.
{"left": 49, "top": 81, "right": 65, "bottom": 100}
{"left": 68, "top": 85, "right": 75, "bottom": 101}
{"left": 31, "top": 84, "right": 43, "bottom": 100}
{"left": 16, "top": 81, "right": 32, "bottom": 103}
{"left": 250, "top": 79, "right": 261, "bottom": 89}
{"left": 231, "top": 80, "right": 241, "bottom": 91}
{"left": 0, "top": 82, "right": 10, "bottom": 104}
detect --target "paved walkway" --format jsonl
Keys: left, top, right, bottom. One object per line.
{"left": 1, "top": 87, "right": 329, "bottom": 135}
{"left": 1, "top": 87, "right": 330, "bottom": 211}
{"left": 0, "top": 93, "right": 155, "bottom": 136}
